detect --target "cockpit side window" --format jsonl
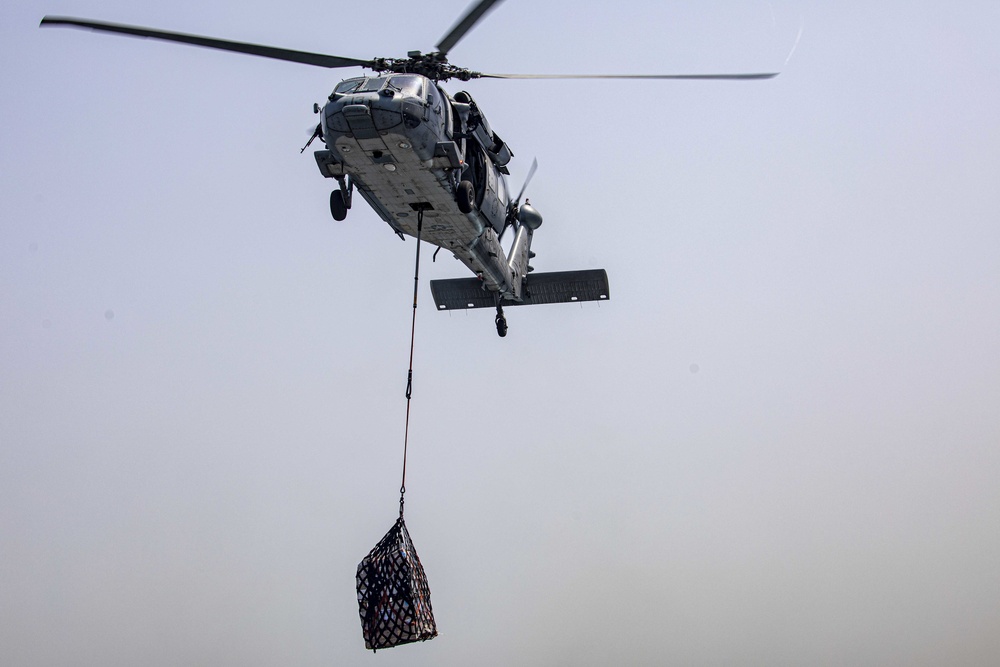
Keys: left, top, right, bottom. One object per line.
{"left": 335, "top": 78, "right": 364, "bottom": 94}
{"left": 388, "top": 75, "right": 424, "bottom": 98}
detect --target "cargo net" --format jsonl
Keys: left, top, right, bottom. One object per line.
{"left": 357, "top": 517, "right": 437, "bottom": 651}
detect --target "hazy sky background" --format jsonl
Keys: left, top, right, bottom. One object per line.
{"left": 3, "top": 1, "right": 999, "bottom": 665}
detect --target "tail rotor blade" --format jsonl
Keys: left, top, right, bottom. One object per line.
{"left": 515, "top": 158, "right": 538, "bottom": 205}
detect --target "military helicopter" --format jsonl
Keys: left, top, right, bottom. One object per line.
{"left": 40, "top": 0, "right": 777, "bottom": 337}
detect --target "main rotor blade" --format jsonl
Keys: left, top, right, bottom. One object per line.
{"left": 436, "top": 0, "right": 504, "bottom": 56}
{"left": 40, "top": 16, "right": 374, "bottom": 69}
{"left": 476, "top": 72, "right": 779, "bottom": 80}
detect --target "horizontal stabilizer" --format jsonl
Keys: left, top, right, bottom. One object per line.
{"left": 431, "top": 269, "right": 609, "bottom": 310}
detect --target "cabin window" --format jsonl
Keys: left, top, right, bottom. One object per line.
{"left": 388, "top": 75, "right": 424, "bottom": 98}
{"left": 335, "top": 78, "right": 364, "bottom": 94}
{"left": 496, "top": 171, "right": 507, "bottom": 204}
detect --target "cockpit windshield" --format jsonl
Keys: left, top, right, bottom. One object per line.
{"left": 334, "top": 75, "right": 425, "bottom": 98}
{"left": 335, "top": 75, "right": 425, "bottom": 97}
{"left": 334, "top": 78, "right": 364, "bottom": 94}
{"left": 388, "top": 75, "right": 424, "bottom": 98}
{"left": 334, "top": 77, "right": 390, "bottom": 94}
{"left": 358, "top": 77, "right": 386, "bottom": 93}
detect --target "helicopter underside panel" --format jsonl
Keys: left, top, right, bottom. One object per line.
{"left": 333, "top": 139, "right": 475, "bottom": 239}
{"left": 330, "top": 128, "right": 513, "bottom": 293}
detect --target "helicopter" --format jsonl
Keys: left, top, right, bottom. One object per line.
{"left": 40, "top": 0, "right": 777, "bottom": 337}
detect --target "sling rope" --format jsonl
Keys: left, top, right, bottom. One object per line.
{"left": 399, "top": 210, "right": 423, "bottom": 518}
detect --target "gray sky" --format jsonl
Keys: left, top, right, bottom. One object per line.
{"left": 3, "top": 1, "right": 999, "bottom": 665}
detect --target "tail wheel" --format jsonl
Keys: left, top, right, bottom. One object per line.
{"left": 495, "top": 313, "right": 507, "bottom": 337}
{"left": 330, "top": 189, "right": 348, "bottom": 221}
{"left": 457, "top": 180, "right": 475, "bottom": 214}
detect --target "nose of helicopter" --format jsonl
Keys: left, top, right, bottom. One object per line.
{"left": 325, "top": 92, "right": 426, "bottom": 138}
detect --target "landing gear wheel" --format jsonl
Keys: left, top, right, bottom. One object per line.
{"left": 495, "top": 312, "right": 508, "bottom": 337}
{"left": 457, "top": 180, "right": 475, "bottom": 214}
{"left": 330, "top": 189, "right": 348, "bottom": 221}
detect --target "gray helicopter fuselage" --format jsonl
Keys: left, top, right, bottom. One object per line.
{"left": 314, "top": 73, "right": 522, "bottom": 297}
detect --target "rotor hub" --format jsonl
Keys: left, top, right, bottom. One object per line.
{"left": 370, "top": 53, "right": 479, "bottom": 82}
